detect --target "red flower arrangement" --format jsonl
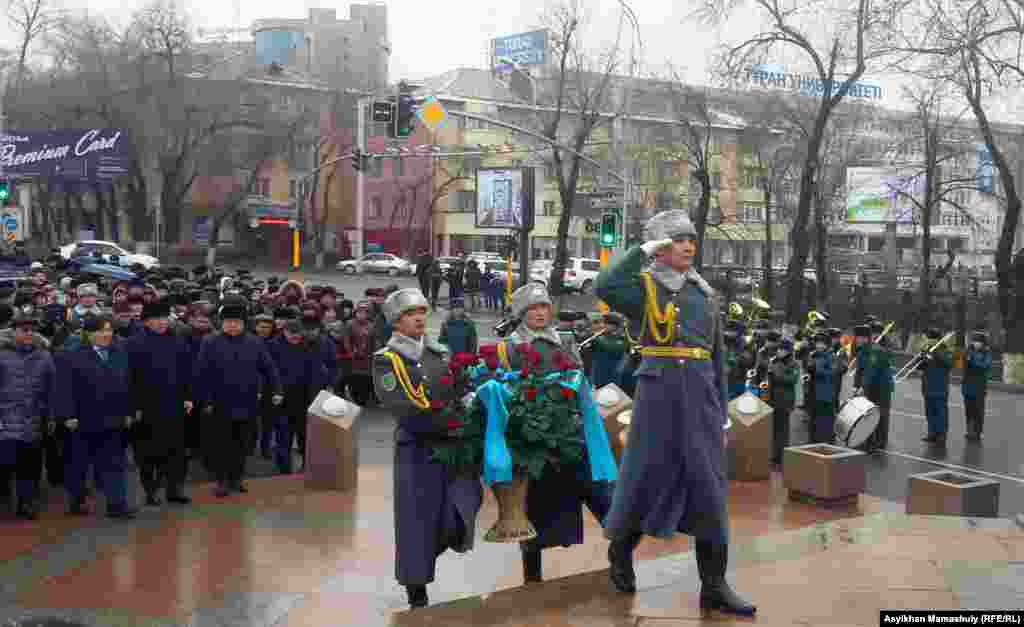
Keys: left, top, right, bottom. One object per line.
{"left": 478, "top": 345, "right": 500, "bottom": 371}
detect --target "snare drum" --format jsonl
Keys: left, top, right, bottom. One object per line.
{"left": 834, "top": 395, "right": 880, "bottom": 448}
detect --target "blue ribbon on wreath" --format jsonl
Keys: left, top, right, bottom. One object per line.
{"left": 477, "top": 369, "right": 617, "bottom": 487}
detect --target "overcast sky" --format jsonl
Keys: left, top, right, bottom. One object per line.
{"left": 3, "top": 0, "right": 1021, "bottom": 123}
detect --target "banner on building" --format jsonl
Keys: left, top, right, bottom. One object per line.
{"left": 845, "top": 166, "right": 920, "bottom": 223}
{"left": 492, "top": 30, "right": 547, "bottom": 71}
{"left": 976, "top": 144, "right": 994, "bottom": 193}
{"left": 0, "top": 129, "right": 130, "bottom": 183}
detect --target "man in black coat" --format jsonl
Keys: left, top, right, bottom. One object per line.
{"left": 193, "top": 304, "right": 282, "bottom": 497}
{"left": 125, "top": 301, "right": 195, "bottom": 506}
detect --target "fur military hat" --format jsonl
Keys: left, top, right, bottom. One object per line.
{"left": 971, "top": 331, "right": 989, "bottom": 344}
{"left": 557, "top": 310, "right": 586, "bottom": 323}
{"left": 812, "top": 331, "right": 831, "bottom": 344}
{"left": 252, "top": 313, "right": 274, "bottom": 324}
{"left": 926, "top": 327, "right": 941, "bottom": 339}
{"left": 643, "top": 209, "right": 696, "bottom": 242}
{"left": 382, "top": 288, "right": 429, "bottom": 324}
{"left": 827, "top": 328, "right": 842, "bottom": 338}
{"left": 141, "top": 301, "right": 171, "bottom": 320}
{"left": 76, "top": 283, "right": 99, "bottom": 298}
{"left": 510, "top": 283, "right": 552, "bottom": 319}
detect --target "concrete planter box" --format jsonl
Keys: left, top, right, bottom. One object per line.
{"left": 783, "top": 444, "right": 866, "bottom": 505}
{"left": 906, "top": 470, "right": 1000, "bottom": 518}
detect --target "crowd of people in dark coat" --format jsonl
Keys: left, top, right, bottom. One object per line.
{"left": 0, "top": 260, "right": 412, "bottom": 520}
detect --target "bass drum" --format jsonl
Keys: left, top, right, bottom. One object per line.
{"left": 835, "top": 395, "right": 880, "bottom": 449}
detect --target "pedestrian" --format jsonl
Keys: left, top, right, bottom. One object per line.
{"left": 962, "top": 330, "right": 992, "bottom": 442}
{"left": 124, "top": 301, "right": 194, "bottom": 506}
{"left": 438, "top": 299, "right": 478, "bottom": 355}
{"left": 416, "top": 249, "right": 434, "bottom": 298}
{"left": 595, "top": 209, "right": 755, "bottom": 615}
{"left": 68, "top": 283, "right": 102, "bottom": 324}
{"left": 464, "top": 260, "right": 482, "bottom": 311}
{"left": 54, "top": 314, "right": 138, "bottom": 519}
{"left": 808, "top": 332, "right": 836, "bottom": 444}
{"left": 253, "top": 313, "right": 277, "bottom": 460}
{"left": 446, "top": 259, "right": 465, "bottom": 304}
{"left": 429, "top": 259, "right": 444, "bottom": 309}
{"left": 339, "top": 301, "right": 374, "bottom": 405}
{"left": 300, "top": 301, "right": 338, "bottom": 395}
{"left": 267, "top": 319, "right": 327, "bottom": 474}
{"left": 372, "top": 288, "right": 482, "bottom": 609}
{"left": 919, "top": 328, "right": 952, "bottom": 445}
{"left": 182, "top": 302, "right": 214, "bottom": 459}
{"left": 0, "top": 311, "right": 56, "bottom": 519}
{"left": 192, "top": 303, "right": 282, "bottom": 497}
{"left": 768, "top": 338, "right": 799, "bottom": 465}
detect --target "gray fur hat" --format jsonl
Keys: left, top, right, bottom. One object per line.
{"left": 510, "top": 283, "right": 552, "bottom": 319}
{"left": 644, "top": 209, "right": 696, "bottom": 242}
{"left": 382, "top": 288, "right": 429, "bottom": 324}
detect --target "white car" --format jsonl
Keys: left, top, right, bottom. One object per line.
{"left": 336, "top": 253, "right": 413, "bottom": 276}
{"left": 528, "top": 258, "right": 601, "bottom": 291}
{"left": 60, "top": 240, "right": 160, "bottom": 269}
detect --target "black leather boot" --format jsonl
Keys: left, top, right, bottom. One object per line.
{"left": 608, "top": 532, "right": 642, "bottom": 593}
{"left": 406, "top": 584, "right": 428, "bottom": 608}
{"left": 696, "top": 540, "right": 755, "bottom": 616}
{"left": 522, "top": 547, "right": 542, "bottom": 583}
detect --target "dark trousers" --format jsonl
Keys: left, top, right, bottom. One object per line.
{"left": 344, "top": 373, "right": 374, "bottom": 406}
{"left": 924, "top": 396, "right": 948, "bottom": 437}
{"left": 138, "top": 446, "right": 188, "bottom": 498}
{"left": 810, "top": 402, "right": 836, "bottom": 444}
{"left": 206, "top": 418, "right": 253, "bottom": 484}
{"left": 771, "top": 406, "right": 792, "bottom": 464}
{"left": 271, "top": 411, "right": 308, "bottom": 474}
{"left": 64, "top": 430, "right": 128, "bottom": 509}
{"left": 418, "top": 276, "right": 431, "bottom": 299}
{"left": 0, "top": 440, "right": 43, "bottom": 506}
{"left": 964, "top": 394, "right": 986, "bottom": 435}
{"left": 430, "top": 281, "right": 442, "bottom": 308}
{"left": 43, "top": 425, "right": 65, "bottom": 486}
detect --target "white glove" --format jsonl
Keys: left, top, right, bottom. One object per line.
{"left": 271, "top": 395, "right": 284, "bottom": 406}
{"left": 64, "top": 418, "right": 79, "bottom": 431}
{"left": 641, "top": 239, "right": 674, "bottom": 257}
{"left": 461, "top": 392, "right": 477, "bottom": 409}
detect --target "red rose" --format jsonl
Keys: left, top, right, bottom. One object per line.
{"left": 515, "top": 342, "right": 532, "bottom": 354}
{"left": 528, "top": 352, "right": 542, "bottom": 368}
{"left": 561, "top": 387, "right": 576, "bottom": 400}
{"left": 484, "top": 356, "right": 500, "bottom": 370}
{"left": 451, "top": 352, "right": 478, "bottom": 370}
{"left": 555, "top": 353, "right": 575, "bottom": 371}
{"left": 430, "top": 399, "right": 445, "bottom": 409}
{"left": 520, "top": 366, "right": 529, "bottom": 376}
{"left": 524, "top": 387, "right": 537, "bottom": 401}
{"left": 479, "top": 345, "right": 498, "bottom": 358}
{"left": 447, "top": 419, "right": 464, "bottom": 429}
{"left": 439, "top": 375, "right": 454, "bottom": 386}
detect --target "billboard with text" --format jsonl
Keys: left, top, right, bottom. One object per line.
{"left": 845, "top": 167, "right": 921, "bottom": 224}
{"left": 475, "top": 167, "right": 536, "bottom": 230}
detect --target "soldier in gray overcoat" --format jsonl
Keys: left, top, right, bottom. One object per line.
{"left": 594, "top": 209, "right": 755, "bottom": 616}
{"left": 492, "top": 283, "right": 615, "bottom": 585}
{"left": 371, "top": 288, "right": 483, "bottom": 609}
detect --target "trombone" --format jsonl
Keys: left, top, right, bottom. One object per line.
{"left": 894, "top": 331, "right": 955, "bottom": 382}
{"left": 578, "top": 328, "right": 608, "bottom": 350}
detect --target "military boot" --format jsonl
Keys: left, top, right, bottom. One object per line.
{"left": 406, "top": 584, "right": 428, "bottom": 608}
{"left": 608, "top": 532, "right": 642, "bottom": 593}
{"left": 696, "top": 540, "right": 756, "bottom": 616}
{"left": 522, "top": 547, "right": 542, "bottom": 583}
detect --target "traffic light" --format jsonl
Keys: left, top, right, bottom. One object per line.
{"left": 600, "top": 212, "right": 618, "bottom": 247}
{"left": 0, "top": 180, "right": 10, "bottom": 206}
{"left": 394, "top": 94, "right": 416, "bottom": 138}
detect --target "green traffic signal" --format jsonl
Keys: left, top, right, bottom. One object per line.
{"left": 600, "top": 212, "right": 618, "bottom": 247}
{"left": 0, "top": 181, "right": 9, "bottom": 202}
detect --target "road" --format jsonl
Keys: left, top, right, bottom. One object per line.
{"left": 254, "top": 267, "right": 1024, "bottom": 518}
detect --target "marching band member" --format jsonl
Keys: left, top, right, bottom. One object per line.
{"left": 828, "top": 328, "right": 848, "bottom": 409}
{"left": 768, "top": 338, "right": 799, "bottom": 465}
{"left": 862, "top": 321, "right": 895, "bottom": 451}
{"left": 587, "top": 313, "right": 628, "bottom": 389}
{"left": 962, "top": 331, "right": 992, "bottom": 442}
{"left": 595, "top": 209, "right": 755, "bottom": 616}
{"left": 493, "top": 284, "right": 613, "bottom": 585}
{"left": 919, "top": 328, "right": 952, "bottom": 445}
{"left": 372, "top": 288, "right": 483, "bottom": 608}
{"left": 808, "top": 331, "right": 836, "bottom": 444}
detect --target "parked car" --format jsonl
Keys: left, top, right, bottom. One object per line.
{"left": 336, "top": 253, "right": 413, "bottom": 276}
{"left": 59, "top": 240, "right": 160, "bottom": 270}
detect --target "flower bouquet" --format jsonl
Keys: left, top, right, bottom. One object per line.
{"left": 429, "top": 351, "right": 487, "bottom": 472}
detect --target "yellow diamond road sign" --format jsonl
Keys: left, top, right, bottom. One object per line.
{"left": 417, "top": 97, "right": 446, "bottom": 131}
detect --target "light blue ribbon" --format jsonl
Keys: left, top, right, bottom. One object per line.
{"left": 479, "top": 369, "right": 618, "bottom": 486}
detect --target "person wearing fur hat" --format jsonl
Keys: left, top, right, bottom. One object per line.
{"left": 54, "top": 314, "right": 138, "bottom": 519}
{"left": 69, "top": 283, "right": 102, "bottom": 325}
{"left": 595, "top": 209, "right": 755, "bottom": 615}
{"left": 278, "top": 280, "right": 305, "bottom": 307}
{"left": 124, "top": 301, "right": 195, "bottom": 506}
{"left": 489, "top": 283, "right": 613, "bottom": 587}
{"left": 768, "top": 338, "right": 799, "bottom": 465}
{"left": 919, "top": 327, "right": 952, "bottom": 445}
{"left": 0, "top": 311, "right": 56, "bottom": 519}
{"left": 372, "top": 288, "right": 482, "bottom": 609}
{"left": 338, "top": 301, "right": 374, "bottom": 405}
{"left": 192, "top": 303, "right": 282, "bottom": 497}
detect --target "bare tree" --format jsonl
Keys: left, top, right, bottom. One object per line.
{"left": 532, "top": 1, "right": 623, "bottom": 298}
{"left": 6, "top": 0, "right": 54, "bottom": 94}
{"left": 699, "top": 0, "right": 898, "bottom": 321}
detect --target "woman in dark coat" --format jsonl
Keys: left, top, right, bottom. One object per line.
{"left": 372, "top": 288, "right": 482, "bottom": 609}
{"left": 125, "top": 301, "right": 195, "bottom": 506}
{"left": 267, "top": 320, "right": 327, "bottom": 474}
{"left": 54, "top": 314, "right": 137, "bottom": 519}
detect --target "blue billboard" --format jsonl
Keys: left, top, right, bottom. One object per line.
{"left": 492, "top": 30, "right": 547, "bottom": 70}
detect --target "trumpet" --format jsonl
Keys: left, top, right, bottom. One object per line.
{"left": 894, "top": 331, "right": 955, "bottom": 382}
{"left": 578, "top": 328, "right": 608, "bottom": 349}
{"left": 493, "top": 317, "right": 521, "bottom": 338}
{"left": 746, "top": 297, "right": 771, "bottom": 326}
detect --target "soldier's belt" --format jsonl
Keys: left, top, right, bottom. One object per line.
{"left": 639, "top": 346, "right": 711, "bottom": 360}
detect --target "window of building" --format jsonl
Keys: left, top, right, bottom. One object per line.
{"left": 370, "top": 197, "right": 383, "bottom": 218}
{"left": 447, "top": 190, "right": 476, "bottom": 213}
{"left": 543, "top": 201, "right": 557, "bottom": 216}
{"left": 868, "top": 236, "right": 885, "bottom": 252}
{"left": 737, "top": 204, "right": 763, "bottom": 223}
